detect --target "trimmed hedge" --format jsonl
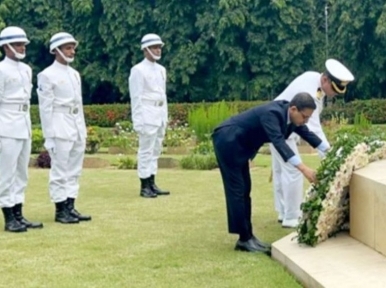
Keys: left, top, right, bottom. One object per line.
{"left": 29, "top": 99, "right": 386, "bottom": 127}
{"left": 321, "top": 99, "right": 386, "bottom": 124}
{"left": 30, "top": 101, "right": 266, "bottom": 127}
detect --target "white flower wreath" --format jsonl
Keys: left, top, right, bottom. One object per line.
{"left": 297, "top": 132, "right": 386, "bottom": 246}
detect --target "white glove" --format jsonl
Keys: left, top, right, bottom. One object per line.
{"left": 133, "top": 124, "right": 143, "bottom": 134}
{"left": 44, "top": 138, "right": 56, "bottom": 154}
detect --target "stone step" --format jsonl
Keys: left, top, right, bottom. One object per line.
{"left": 272, "top": 232, "right": 386, "bottom": 288}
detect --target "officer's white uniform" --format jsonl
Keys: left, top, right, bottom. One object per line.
{"left": 0, "top": 26, "right": 43, "bottom": 232}
{"left": 129, "top": 35, "right": 168, "bottom": 176}
{"left": 269, "top": 59, "right": 354, "bottom": 228}
{"left": 37, "top": 36, "right": 87, "bottom": 205}
{"left": 0, "top": 43, "right": 32, "bottom": 209}
{"left": 129, "top": 33, "right": 170, "bottom": 198}
{"left": 129, "top": 58, "right": 168, "bottom": 178}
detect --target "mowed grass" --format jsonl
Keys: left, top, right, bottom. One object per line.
{"left": 0, "top": 155, "right": 320, "bottom": 288}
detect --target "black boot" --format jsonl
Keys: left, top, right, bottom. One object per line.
{"left": 66, "top": 198, "right": 92, "bottom": 221}
{"left": 149, "top": 175, "right": 170, "bottom": 196}
{"left": 55, "top": 201, "right": 79, "bottom": 224}
{"left": 140, "top": 178, "right": 157, "bottom": 198}
{"left": 13, "top": 203, "right": 43, "bottom": 229}
{"left": 1, "top": 207, "right": 27, "bottom": 232}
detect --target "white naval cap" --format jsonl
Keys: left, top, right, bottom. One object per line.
{"left": 325, "top": 59, "right": 355, "bottom": 94}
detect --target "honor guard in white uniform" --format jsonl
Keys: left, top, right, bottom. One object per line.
{"left": 37, "top": 32, "right": 91, "bottom": 223}
{"left": 269, "top": 59, "right": 354, "bottom": 228}
{"left": 0, "top": 26, "right": 43, "bottom": 233}
{"left": 129, "top": 33, "right": 170, "bottom": 198}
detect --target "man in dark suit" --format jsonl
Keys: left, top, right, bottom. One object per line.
{"left": 212, "top": 92, "right": 329, "bottom": 254}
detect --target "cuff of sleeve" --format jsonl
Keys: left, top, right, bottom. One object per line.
{"left": 288, "top": 155, "right": 302, "bottom": 166}
{"left": 317, "top": 141, "right": 330, "bottom": 152}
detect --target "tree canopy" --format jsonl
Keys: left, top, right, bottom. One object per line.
{"left": 0, "top": 0, "right": 384, "bottom": 104}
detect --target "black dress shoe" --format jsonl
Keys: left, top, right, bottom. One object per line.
{"left": 251, "top": 235, "right": 271, "bottom": 249}
{"left": 234, "top": 238, "right": 271, "bottom": 255}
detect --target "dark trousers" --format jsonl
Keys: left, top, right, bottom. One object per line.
{"left": 213, "top": 133, "right": 253, "bottom": 240}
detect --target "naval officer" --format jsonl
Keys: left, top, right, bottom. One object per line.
{"left": 269, "top": 59, "right": 354, "bottom": 228}
{"left": 129, "top": 33, "right": 170, "bottom": 198}
{"left": 0, "top": 26, "right": 43, "bottom": 232}
{"left": 37, "top": 32, "right": 91, "bottom": 224}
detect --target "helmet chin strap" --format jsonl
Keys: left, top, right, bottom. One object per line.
{"left": 7, "top": 44, "right": 25, "bottom": 60}
{"left": 146, "top": 47, "right": 161, "bottom": 61}
{"left": 56, "top": 48, "right": 74, "bottom": 63}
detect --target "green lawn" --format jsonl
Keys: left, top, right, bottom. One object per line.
{"left": 0, "top": 154, "right": 320, "bottom": 288}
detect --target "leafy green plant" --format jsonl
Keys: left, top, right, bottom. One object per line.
{"left": 180, "top": 153, "right": 218, "bottom": 170}
{"left": 353, "top": 112, "right": 371, "bottom": 130}
{"left": 117, "top": 156, "right": 137, "bottom": 169}
{"left": 322, "top": 113, "right": 349, "bottom": 144}
{"left": 163, "top": 123, "right": 193, "bottom": 148}
{"left": 192, "top": 139, "right": 214, "bottom": 155}
{"left": 106, "top": 122, "right": 138, "bottom": 151}
{"left": 31, "top": 128, "right": 44, "bottom": 154}
{"left": 188, "top": 101, "right": 238, "bottom": 142}
{"left": 86, "top": 126, "right": 101, "bottom": 154}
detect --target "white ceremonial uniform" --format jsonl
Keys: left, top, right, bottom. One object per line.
{"left": 269, "top": 71, "right": 330, "bottom": 222}
{"left": 0, "top": 57, "right": 32, "bottom": 208}
{"left": 37, "top": 61, "right": 87, "bottom": 203}
{"left": 129, "top": 58, "right": 168, "bottom": 179}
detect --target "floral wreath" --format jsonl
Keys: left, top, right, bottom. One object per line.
{"left": 296, "top": 131, "right": 386, "bottom": 246}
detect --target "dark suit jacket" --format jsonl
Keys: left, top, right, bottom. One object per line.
{"left": 212, "top": 100, "right": 322, "bottom": 165}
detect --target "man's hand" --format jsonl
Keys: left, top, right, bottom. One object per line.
{"left": 296, "top": 163, "right": 317, "bottom": 184}
{"left": 44, "top": 138, "right": 56, "bottom": 154}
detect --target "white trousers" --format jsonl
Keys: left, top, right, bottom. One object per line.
{"left": 48, "top": 138, "right": 85, "bottom": 203}
{"left": 269, "top": 136, "right": 303, "bottom": 220}
{"left": 137, "top": 124, "right": 165, "bottom": 179}
{"left": 0, "top": 137, "right": 31, "bottom": 208}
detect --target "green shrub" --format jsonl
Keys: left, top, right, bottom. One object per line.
{"left": 31, "top": 128, "right": 44, "bottom": 153}
{"left": 192, "top": 139, "right": 214, "bottom": 155}
{"left": 105, "top": 122, "right": 138, "bottom": 151}
{"left": 321, "top": 99, "right": 386, "bottom": 124}
{"left": 188, "top": 101, "right": 238, "bottom": 142}
{"left": 86, "top": 126, "right": 101, "bottom": 154}
{"left": 353, "top": 112, "right": 372, "bottom": 129}
{"left": 163, "top": 123, "right": 193, "bottom": 148}
{"left": 98, "top": 128, "right": 114, "bottom": 148}
{"left": 117, "top": 156, "right": 137, "bottom": 169}
{"left": 116, "top": 121, "right": 133, "bottom": 131}
{"left": 322, "top": 113, "right": 349, "bottom": 144}
{"left": 180, "top": 153, "right": 218, "bottom": 170}
{"left": 26, "top": 99, "right": 386, "bottom": 129}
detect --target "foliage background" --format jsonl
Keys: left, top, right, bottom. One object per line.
{"left": 1, "top": 0, "right": 386, "bottom": 104}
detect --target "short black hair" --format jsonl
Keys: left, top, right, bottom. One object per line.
{"left": 289, "top": 92, "right": 316, "bottom": 111}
